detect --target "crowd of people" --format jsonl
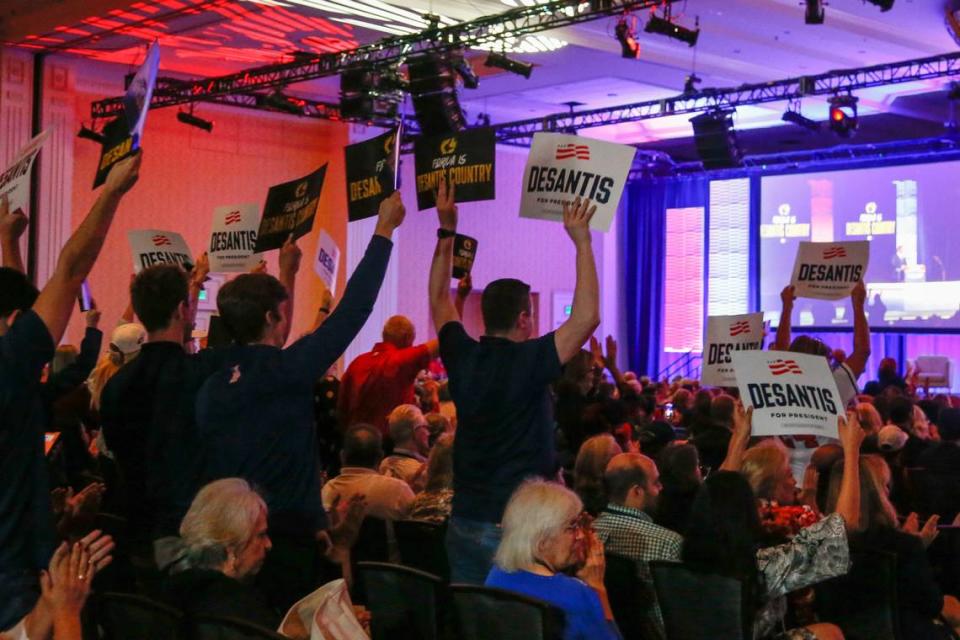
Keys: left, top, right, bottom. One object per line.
{"left": 2, "top": 156, "right": 960, "bottom": 640}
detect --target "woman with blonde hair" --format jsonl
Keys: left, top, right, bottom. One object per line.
{"left": 825, "top": 455, "right": 960, "bottom": 639}
{"left": 574, "top": 434, "right": 623, "bottom": 515}
{"left": 486, "top": 480, "right": 620, "bottom": 640}
{"left": 408, "top": 433, "right": 455, "bottom": 523}
{"left": 740, "top": 442, "right": 797, "bottom": 506}
{"left": 86, "top": 323, "right": 145, "bottom": 411}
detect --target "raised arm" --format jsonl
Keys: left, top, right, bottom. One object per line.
{"left": 32, "top": 153, "right": 141, "bottom": 344}
{"left": 0, "top": 196, "right": 28, "bottom": 273}
{"left": 554, "top": 197, "right": 600, "bottom": 364}
{"left": 285, "top": 192, "right": 404, "bottom": 374}
{"left": 429, "top": 178, "right": 459, "bottom": 332}
{"left": 309, "top": 289, "right": 334, "bottom": 333}
{"left": 835, "top": 410, "right": 865, "bottom": 531}
{"left": 720, "top": 404, "right": 753, "bottom": 472}
{"left": 774, "top": 285, "right": 795, "bottom": 351}
{"left": 185, "top": 251, "right": 210, "bottom": 336}
{"left": 843, "top": 281, "right": 871, "bottom": 379}
{"left": 276, "top": 237, "right": 302, "bottom": 344}
{"left": 454, "top": 273, "right": 472, "bottom": 319}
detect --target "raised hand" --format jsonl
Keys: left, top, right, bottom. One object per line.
{"left": 0, "top": 195, "right": 28, "bottom": 241}
{"left": 603, "top": 335, "right": 618, "bottom": 370}
{"left": 41, "top": 542, "right": 93, "bottom": 618}
{"left": 732, "top": 403, "right": 753, "bottom": 441}
{"left": 575, "top": 529, "right": 606, "bottom": 591}
{"left": 103, "top": 151, "right": 142, "bottom": 195}
{"left": 838, "top": 410, "right": 865, "bottom": 453}
{"left": 278, "top": 234, "right": 302, "bottom": 277}
{"left": 84, "top": 301, "right": 102, "bottom": 329}
{"left": 320, "top": 288, "right": 333, "bottom": 310}
{"left": 780, "top": 285, "right": 796, "bottom": 308}
{"left": 376, "top": 191, "right": 406, "bottom": 237}
{"left": 456, "top": 273, "right": 473, "bottom": 299}
{"left": 190, "top": 252, "right": 210, "bottom": 285}
{"left": 436, "top": 175, "right": 457, "bottom": 231}
{"left": 851, "top": 280, "right": 867, "bottom": 308}
{"left": 562, "top": 196, "right": 596, "bottom": 245}
{"left": 589, "top": 336, "right": 604, "bottom": 370}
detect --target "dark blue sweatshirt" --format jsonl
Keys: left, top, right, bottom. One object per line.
{"left": 195, "top": 234, "right": 392, "bottom": 536}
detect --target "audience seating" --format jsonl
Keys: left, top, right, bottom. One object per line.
{"left": 94, "top": 592, "right": 185, "bottom": 640}
{"left": 394, "top": 519, "right": 450, "bottom": 581}
{"left": 356, "top": 561, "right": 447, "bottom": 640}
{"left": 353, "top": 517, "right": 390, "bottom": 563}
{"left": 650, "top": 561, "right": 749, "bottom": 640}
{"left": 449, "top": 584, "right": 565, "bottom": 640}
{"left": 188, "top": 614, "right": 287, "bottom": 640}
{"left": 603, "top": 553, "right": 659, "bottom": 640}
{"left": 815, "top": 550, "right": 899, "bottom": 640}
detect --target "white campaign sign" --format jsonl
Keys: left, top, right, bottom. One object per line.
{"left": 790, "top": 240, "right": 869, "bottom": 300}
{"left": 128, "top": 229, "right": 193, "bottom": 274}
{"left": 208, "top": 203, "right": 261, "bottom": 272}
{"left": 701, "top": 312, "right": 765, "bottom": 387}
{"left": 519, "top": 132, "right": 635, "bottom": 232}
{"left": 731, "top": 350, "right": 842, "bottom": 439}
{"left": 0, "top": 130, "right": 50, "bottom": 214}
{"left": 314, "top": 229, "right": 340, "bottom": 295}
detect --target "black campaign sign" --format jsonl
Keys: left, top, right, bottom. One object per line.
{"left": 452, "top": 234, "right": 478, "bottom": 279}
{"left": 345, "top": 128, "right": 398, "bottom": 222}
{"left": 254, "top": 165, "right": 327, "bottom": 252}
{"left": 414, "top": 128, "right": 495, "bottom": 210}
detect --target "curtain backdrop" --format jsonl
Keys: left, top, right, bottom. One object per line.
{"left": 621, "top": 176, "right": 708, "bottom": 376}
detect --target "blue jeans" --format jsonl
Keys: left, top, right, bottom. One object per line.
{"left": 445, "top": 516, "right": 502, "bottom": 585}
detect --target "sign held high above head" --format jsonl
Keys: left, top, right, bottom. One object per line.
{"left": 790, "top": 240, "right": 870, "bottom": 300}
{"left": 701, "top": 312, "right": 765, "bottom": 388}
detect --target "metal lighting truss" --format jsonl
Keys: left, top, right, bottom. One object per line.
{"left": 90, "top": 0, "right": 675, "bottom": 119}
{"left": 493, "top": 51, "right": 960, "bottom": 145}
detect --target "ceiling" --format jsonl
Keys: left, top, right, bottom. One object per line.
{"left": 4, "top": 0, "right": 960, "bottom": 150}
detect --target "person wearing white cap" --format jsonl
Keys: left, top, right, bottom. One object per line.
{"left": 87, "top": 323, "right": 147, "bottom": 412}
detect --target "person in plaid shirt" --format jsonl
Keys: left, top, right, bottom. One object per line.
{"left": 594, "top": 453, "right": 682, "bottom": 639}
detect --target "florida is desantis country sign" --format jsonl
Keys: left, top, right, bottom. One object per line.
{"left": 731, "top": 350, "right": 842, "bottom": 438}
{"left": 701, "top": 312, "right": 765, "bottom": 388}
{"left": 519, "top": 132, "right": 635, "bottom": 233}
{"left": 790, "top": 240, "right": 869, "bottom": 300}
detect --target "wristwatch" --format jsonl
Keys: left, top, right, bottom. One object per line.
{"left": 437, "top": 228, "right": 456, "bottom": 239}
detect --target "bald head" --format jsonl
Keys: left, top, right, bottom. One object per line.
{"left": 604, "top": 453, "right": 661, "bottom": 510}
{"left": 383, "top": 315, "right": 415, "bottom": 348}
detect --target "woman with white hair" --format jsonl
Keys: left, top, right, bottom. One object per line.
{"left": 162, "top": 478, "right": 277, "bottom": 627}
{"left": 485, "top": 480, "right": 621, "bottom": 640}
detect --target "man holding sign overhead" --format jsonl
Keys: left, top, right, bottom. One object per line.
{"left": 429, "top": 177, "right": 600, "bottom": 584}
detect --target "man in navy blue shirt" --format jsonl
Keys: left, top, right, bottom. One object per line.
{"left": 428, "top": 178, "right": 601, "bottom": 583}
{"left": 196, "top": 192, "right": 406, "bottom": 610}
{"left": 0, "top": 153, "right": 140, "bottom": 634}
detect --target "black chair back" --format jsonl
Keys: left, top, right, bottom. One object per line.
{"left": 815, "top": 549, "right": 899, "bottom": 640}
{"left": 650, "top": 561, "right": 747, "bottom": 640}
{"left": 357, "top": 561, "right": 446, "bottom": 640}
{"left": 353, "top": 516, "right": 390, "bottom": 562}
{"left": 188, "top": 614, "right": 287, "bottom": 640}
{"left": 450, "top": 584, "right": 565, "bottom": 640}
{"left": 394, "top": 519, "right": 450, "bottom": 581}
{"left": 604, "top": 553, "right": 661, "bottom": 640}
{"left": 96, "top": 592, "right": 185, "bottom": 640}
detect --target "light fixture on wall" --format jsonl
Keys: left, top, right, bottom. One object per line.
{"left": 804, "top": 0, "right": 825, "bottom": 24}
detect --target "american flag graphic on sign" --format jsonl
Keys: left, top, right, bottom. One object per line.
{"left": 152, "top": 235, "right": 172, "bottom": 247}
{"left": 729, "top": 320, "right": 751, "bottom": 337}
{"left": 555, "top": 144, "right": 590, "bottom": 160}
{"left": 822, "top": 246, "right": 847, "bottom": 259}
{"left": 224, "top": 211, "right": 242, "bottom": 225}
{"left": 768, "top": 359, "right": 804, "bottom": 376}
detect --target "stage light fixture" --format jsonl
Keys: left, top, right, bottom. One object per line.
{"left": 865, "top": 0, "right": 894, "bottom": 11}
{"left": 782, "top": 108, "right": 821, "bottom": 132}
{"left": 177, "top": 110, "right": 214, "bottom": 133}
{"left": 645, "top": 13, "right": 699, "bottom": 47}
{"left": 615, "top": 18, "right": 640, "bottom": 59}
{"left": 259, "top": 91, "right": 307, "bottom": 115}
{"left": 77, "top": 124, "right": 105, "bottom": 144}
{"left": 452, "top": 52, "right": 480, "bottom": 90}
{"left": 683, "top": 74, "right": 701, "bottom": 94}
{"left": 339, "top": 64, "right": 405, "bottom": 122}
{"left": 828, "top": 94, "right": 859, "bottom": 138}
{"left": 484, "top": 52, "right": 534, "bottom": 78}
{"left": 804, "top": 0, "right": 825, "bottom": 24}
{"left": 407, "top": 53, "right": 467, "bottom": 136}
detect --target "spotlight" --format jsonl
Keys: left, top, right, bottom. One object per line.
{"left": 615, "top": 18, "right": 640, "bottom": 59}
{"left": 77, "top": 124, "right": 105, "bottom": 144}
{"left": 339, "top": 64, "right": 404, "bottom": 122}
{"left": 804, "top": 0, "right": 825, "bottom": 24}
{"left": 865, "top": 0, "right": 894, "bottom": 10}
{"left": 407, "top": 53, "right": 467, "bottom": 136}
{"left": 452, "top": 52, "right": 480, "bottom": 90}
{"left": 683, "top": 74, "right": 701, "bottom": 94}
{"left": 782, "top": 109, "right": 821, "bottom": 132}
{"left": 484, "top": 52, "right": 534, "bottom": 78}
{"left": 645, "top": 14, "right": 699, "bottom": 47}
{"left": 259, "top": 91, "right": 306, "bottom": 115}
{"left": 177, "top": 110, "right": 213, "bottom": 133}
{"left": 828, "top": 94, "right": 859, "bottom": 138}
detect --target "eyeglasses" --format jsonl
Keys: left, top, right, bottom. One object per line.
{"left": 564, "top": 511, "right": 594, "bottom": 534}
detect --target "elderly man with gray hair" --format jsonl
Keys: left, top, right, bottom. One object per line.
{"left": 379, "top": 404, "right": 431, "bottom": 487}
{"left": 162, "top": 478, "right": 279, "bottom": 628}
